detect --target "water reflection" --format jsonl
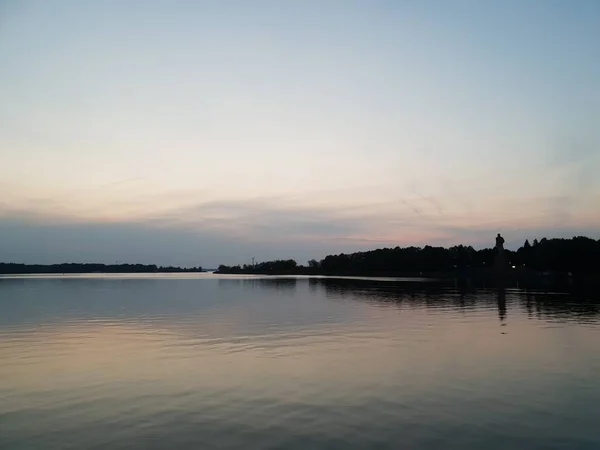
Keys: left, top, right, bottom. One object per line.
{"left": 308, "top": 277, "right": 600, "bottom": 325}
{"left": 1, "top": 275, "right": 599, "bottom": 450}
{"left": 497, "top": 288, "right": 507, "bottom": 323}
{"left": 219, "top": 277, "right": 298, "bottom": 291}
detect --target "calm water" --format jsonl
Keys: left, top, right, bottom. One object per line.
{"left": 1, "top": 274, "right": 599, "bottom": 450}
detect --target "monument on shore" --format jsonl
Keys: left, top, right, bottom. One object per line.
{"left": 494, "top": 233, "right": 507, "bottom": 279}
{"left": 495, "top": 233, "right": 505, "bottom": 252}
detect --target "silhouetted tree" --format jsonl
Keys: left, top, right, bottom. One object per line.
{"left": 214, "top": 236, "right": 600, "bottom": 281}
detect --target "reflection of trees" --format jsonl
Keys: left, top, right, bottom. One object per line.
{"left": 522, "top": 291, "right": 600, "bottom": 323}
{"left": 497, "top": 288, "right": 507, "bottom": 323}
{"left": 309, "top": 278, "right": 463, "bottom": 307}
{"left": 218, "top": 277, "right": 297, "bottom": 292}
{"left": 309, "top": 278, "right": 600, "bottom": 324}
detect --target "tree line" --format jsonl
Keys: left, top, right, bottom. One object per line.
{"left": 216, "top": 259, "right": 298, "bottom": 275}
{"left": 0, "top": 263, "right": 203, "bottom": 274}
{"left": 216, "top": 236, "right": 600, "bottom": 277}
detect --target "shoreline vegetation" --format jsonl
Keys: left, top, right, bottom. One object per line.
{"left": 1, "top": 236, "right": 598, "bottom": 290}
{"left": 215, "top": 236, "right": 600, "bottom": 290}
{"left": 0, "top": 263, "right": 203, "bottom": 274}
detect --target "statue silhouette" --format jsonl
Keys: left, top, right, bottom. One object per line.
{"left": 494, "top": 233, "right": 507, "bottom": 286}
{"left": 495, "top": 233, "right": 505, "bottom": 251}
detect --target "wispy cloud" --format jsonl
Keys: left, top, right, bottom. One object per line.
{"left": 1, "top": 186, "right": 599, "bottom": 266}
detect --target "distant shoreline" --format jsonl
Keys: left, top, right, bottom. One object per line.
{"left": 0, "top": 263, "right": 204, "bottom": 275}
{"left": 214, "top": 236, "right": 600, "bottom": 292}
{"left": 3, "top": 236, "right": 599, "bottom": 291}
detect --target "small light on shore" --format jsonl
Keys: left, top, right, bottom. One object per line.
{"left": 512, "top": 265, "right": 516, "bottom": 269}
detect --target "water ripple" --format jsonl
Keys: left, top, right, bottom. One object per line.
{"left": 1, "top": 276, "right": 599, "bottom": 449}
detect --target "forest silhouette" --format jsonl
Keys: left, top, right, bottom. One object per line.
{"left": 0, "top": 263, "right": 203, "bottom": 274}
{"left": 215, "top": 236, "right": 600, "bottom": 288}
{"left": 2, "top": 236, "right": 599, "bottom": 289}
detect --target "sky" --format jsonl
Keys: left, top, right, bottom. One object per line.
{"left": 1, "top": 0, "right": 599, "bottom": 267}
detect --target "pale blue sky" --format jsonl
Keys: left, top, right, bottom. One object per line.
{"left": 1, "top": 0, "right": 599, "bottom": 266}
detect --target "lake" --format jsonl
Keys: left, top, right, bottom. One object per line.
{"left": 1, "top": 274, "right": 599, "bottom": 449}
